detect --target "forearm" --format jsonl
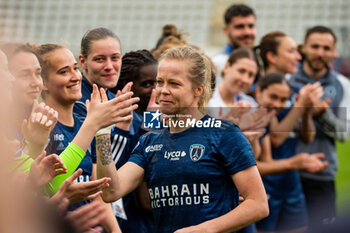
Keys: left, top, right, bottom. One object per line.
{"left": 299, "top": 111, "right": 316, "bottom": 144}
{"left": 72, "top": 117, "right": 99, "bottom": 152}
{"left": 257, "top": 159, "right": 294, "bottom": 176}
{"left": 273, "top": 106, "right": 304, "bottom": 132}
{"left": 270, "top": 107, "right": 305, "bottom": 147}
{"left": 26, "top": 143, "right": 46, "bottom": 159}
{"left": 250, "top": 138, "right": 261, "bottom": 160}
{"left": 96, "top": 134, "right": 121, "bottom": 202}
{"left": 269, "top": 132, "right": 291, "bottom": 148}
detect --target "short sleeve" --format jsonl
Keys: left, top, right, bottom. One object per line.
{"left": 218, "top": 126, "right": 256, "bottom": 174}
{"left": 128, "top": 138, "right": 147, "bottom": 169}
{"left": 73, "top": 101, "right": 87, "bottom": 122}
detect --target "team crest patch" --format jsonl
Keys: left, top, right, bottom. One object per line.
{"left": 189, "top": 144, "right": 205, "bottom": 162}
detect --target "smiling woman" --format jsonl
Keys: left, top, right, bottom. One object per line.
{"left": 38, "top": 45, "right": 82, "bottom": 105}
{"left": 207, "top": 47, "right": 258, "bottom": 109}
{"left": 1, "top": 43, "right": 126, "bottom": 200}
{"left": 2, "top": 44, "right": 43, "bottom": 113}
{"left": 99, "top": 45, "right": 269, "bottom": 233}
{"left": 258, "top": 31, "right": 301, "bottom": 76}
{"left": 36, "top": 43, "right": 139, "bottom": 232}
{"left": 37, "top": 44, "right": 97, "bottom": 210}
{"left": 79, "top": 28, "right": 122, "bottom": 89}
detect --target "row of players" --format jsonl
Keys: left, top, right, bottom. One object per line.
{"left": 1, "top": 3, "right": 349, "bottom": 233}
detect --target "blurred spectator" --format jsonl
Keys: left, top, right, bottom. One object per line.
{"left": 212, "top": 4, "right": 256, "bottom": 85}
{"left": 289, "top": 25, "right": 350, "bottom": 231}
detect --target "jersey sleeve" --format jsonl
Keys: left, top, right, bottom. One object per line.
{"left": 218, "top": 126, "right": 256, "bottom": 175}
{"left": 73, "top": 100, "right": 88, "bottom": 123}
{"left": 128, "top": 138, "right": 147, "bottom": 170}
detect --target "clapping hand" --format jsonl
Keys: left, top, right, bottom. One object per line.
{"left": 27, "top": 151, "right": 67, "bottom": 188}
{"left": 50, "top": 168, "right": 111, "bottom": 204}
{"left": 85, "top": 84, "right": 139, "bottom": 131}
{"left": 115, "top": 82, "right": 135, "bottom": 131}
{"left": 22, "top": 100, "right": 58, "bottom": 158}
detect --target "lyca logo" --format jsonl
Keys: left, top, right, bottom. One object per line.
{"left": 164, "top": 151, "right": 186, "bottom": 160}
{"left": 145, "top": 144, "right": 163, "bottom": 152}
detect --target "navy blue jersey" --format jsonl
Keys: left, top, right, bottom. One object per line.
{"left": 262, "top": 108, "right": 302, "bottom": 197}
{"left": 46, "top": 114, "right": 96, "bottom": 210}
{"left": 73, "top": 75, "right": 129, "bottom": 168}
{"left": 129, "top": 115, "right": 256, "bottom": 233}
{"left": 118, "top": 111, "right": 155, "bottom": 233}
{"left": 74, "top": 75, "right": 154, "bottom": 232}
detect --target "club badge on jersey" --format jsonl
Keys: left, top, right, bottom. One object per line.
{"left": 189, "top": 144, "right": 205, "bottom": 162}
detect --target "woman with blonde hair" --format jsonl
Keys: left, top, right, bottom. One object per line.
{"left": 96, "top": 45, "right": 269, "bottom": 233}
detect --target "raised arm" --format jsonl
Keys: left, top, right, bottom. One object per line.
{"left": 299, "top": 109, "right": 316, "bottom": 144}
{"left": 91, "top": 85, "right": 140, "bottom": 202}
{"left": 270, "top": 83, "right": 323, "bottom": 147}
{"left": 49, "top": 85, "right": 138, "bottom": 194}
{"left": 257, "top": 135, "right": 299, "bottom": 175}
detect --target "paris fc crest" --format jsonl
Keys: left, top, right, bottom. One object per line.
{"left": 189, "top": 144, "right": 205, "bottom": 162}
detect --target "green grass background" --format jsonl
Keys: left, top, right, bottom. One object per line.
{"left": 336, "top": 140, "right": 350, "bottom": 215}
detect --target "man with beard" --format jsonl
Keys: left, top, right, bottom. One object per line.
{"left": 289, "top": 26, "right": 350, "bottom": 231}
{"left": 212, "top": 4, "right": 256, "bottom": 85}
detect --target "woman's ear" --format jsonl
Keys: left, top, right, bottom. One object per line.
{"left": 194, "top": 84, "right": 204, "bottom": 97}
{"left": 79, "top": 54, "right": 87, "bottom": 71}
{"left": 222, "top": 62, "right": 231, "bottom": 78}
{"left": 266, "top": 51, "right": 277, "bottom": 65}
